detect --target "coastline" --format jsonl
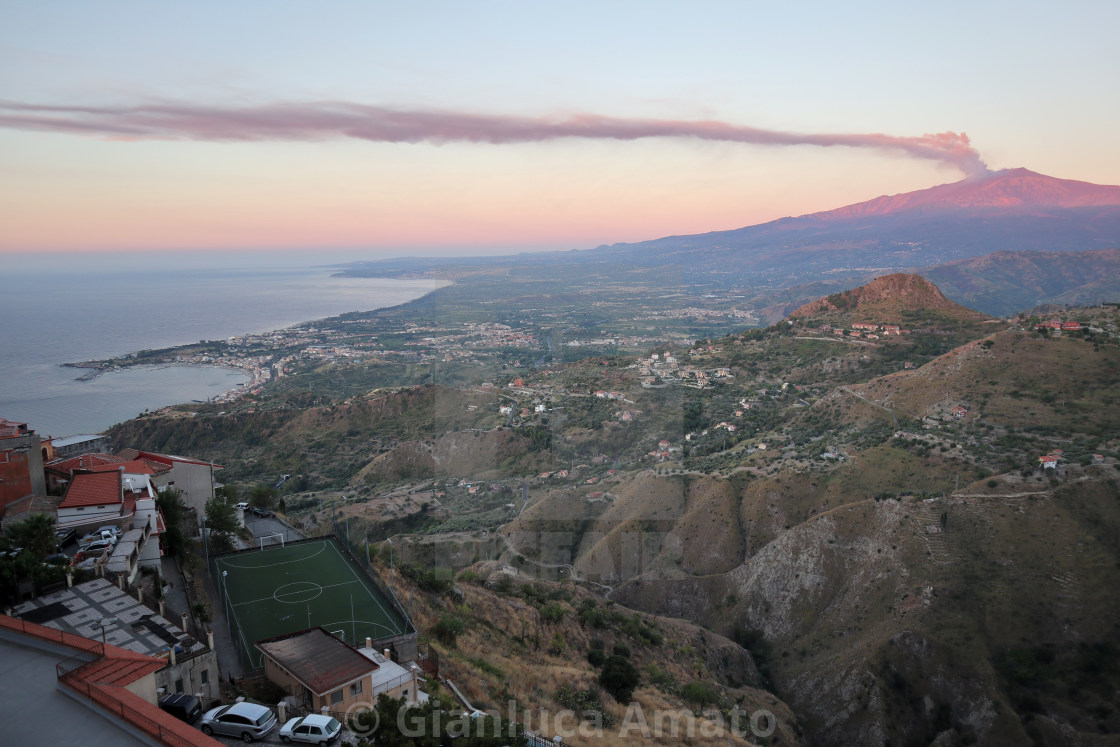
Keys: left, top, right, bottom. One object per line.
{"left": 84, "top": 279, "right": 455, "bottom": 426}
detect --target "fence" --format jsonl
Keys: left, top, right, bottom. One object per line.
{"left": 60, "top": 676, "right": 205, "bottom": 747}
{"left": 0, "top": 615, "right": 214, "bottom": 747}
{"left": 333, "top": 531, "right": 416, "bottom": 634}
{"left": 0, "top": 613, "right": 104, "bottom": 654}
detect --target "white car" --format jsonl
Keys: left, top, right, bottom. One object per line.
{"left": 235, "top": 502, "right": 250, "bottom": 511}
{"left": 279, "top": 714, "right": 343, "bottom": 744}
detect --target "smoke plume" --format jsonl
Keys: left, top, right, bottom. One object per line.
{"left": 0, "top": 100, "right": 988, "bottom": 176}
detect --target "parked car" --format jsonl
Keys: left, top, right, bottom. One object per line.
{"left": 73, "top": 555, "right": 104, "bottom": 571}
{"left": 78, "top": 538, "right": 116, "bottom": 556}
{"left": 250, "top": 506, "right": 272, "bottom": 517}
{"left": 54, "top": 528, "right": 77, "bottom": 547}
{"left": 235, "top": 502, "right": 250, "bottom": 511}
{"left": 279, "top": 714, "right": 342, "bottom": 744}
{"left": 72, "top": 546, "right": 109, "bottom": 564}
{"left": 199, "top": 701, "right": 277, "bottom": 742}
{"left": 79, "top": 529, "right": 118, "bottom": 547}
{"left": 44, "top": 553, "right": 70, "bottom": 566}
{"left": 94, "top": 525, "right": 122, "bottom": 537}
{"left": 158, "top": 692, "right": 203, "bottom": 723}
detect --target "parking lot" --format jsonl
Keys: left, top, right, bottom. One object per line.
{"left": 242, "top": 510, "right": 304, "bottom": 545}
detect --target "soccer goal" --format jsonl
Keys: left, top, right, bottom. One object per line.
{"left": 259, "top": 533, "right": 286, "bottom": 550}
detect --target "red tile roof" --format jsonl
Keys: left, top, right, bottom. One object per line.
{"left": 48, "top": 454, "right": 171, "bottom": 477}
{"left": 59, "top": 471, "right": 122, "bottom": 508}
{"left": 256, "top": 627, "right": 377, "bottom": 696}
{"left": 119, "top": 448, "right": 222, "bottom": 470}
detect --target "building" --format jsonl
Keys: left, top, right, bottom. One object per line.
{"left": 0, "top": 418, "right": 47, "bottom": 515}
{"left": 45, "top": 452, "right": 170, "bottom": 498}
{"left": 49, "top": 434, "right": 112, "bottom": 460}
{"left": 256, "top": 627, "right": 423, "bottom": 713}
{"left": 13, "top": 578, "right": 222, "bottom": 703}
{"left": 56, "top": 470, "right": 130, "bottom": 533}
{"left": 0, "top": 614, "right": 221, "bottom": 747}
{"left": 117, "top": 449, "right": 220, "bottom": 523}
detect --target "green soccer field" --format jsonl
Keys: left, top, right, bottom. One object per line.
{"left": 211, "top": 537, "right": 409, "bottom": 669}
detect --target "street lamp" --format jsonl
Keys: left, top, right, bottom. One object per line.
{"left": 341, "top": 496, "right": 350, "bottom": 547}
{"left": 94, "top": 617, "right": 117, "bottom": 646}
{"left": 220, "top": 571, "right": 232, "bottom": 640}
{"left": 387, "top": 537, "right": 394, "bottom": 590}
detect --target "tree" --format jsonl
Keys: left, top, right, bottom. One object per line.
{"left": 156, "top": 488, "right": 188, "bottom": 558}
{"left": 430, "top": 615, "right": 464, "bottom": 646}
{"left": 248, "top": 483, "right": 278, "bottom": 509}
{"left": 8, "top": 513, "right": 56, "bottom": 560}
{"left": 599, "top": 654, "right": 640, "bottom": 703}
{"left": 205, "top": 495, "right": 239, "bottom": 553}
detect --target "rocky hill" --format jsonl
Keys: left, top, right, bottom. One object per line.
{"left": 787, "top": 273, "right": 987, "bottom": 324}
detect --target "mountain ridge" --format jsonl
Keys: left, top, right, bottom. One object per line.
{"left": 803, "top": 168, "right": 1120, "bottom": 221}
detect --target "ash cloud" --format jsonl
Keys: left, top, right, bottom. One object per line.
{"left": 0, "top": 100, "right": 988, "bottom": 176}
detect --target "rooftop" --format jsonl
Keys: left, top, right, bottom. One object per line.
{"left": 59, "top": 471, "right": 122, "bottom": 509}
{"left": 48, "top": 453, "right": 171, "bottom": 477}
{"left": 13, "top": 578, "right": 206, "bottom": 659}
{"left": 256, "top": 627, "right": 378, "bottom": 696}
{"left": 0, "top": 614, "right": 222, "bottom": 747}
{"left": 50, "top": 434, "right": 109, "bottom": 448}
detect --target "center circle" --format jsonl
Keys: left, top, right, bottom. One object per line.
{"left": 273, "top": 581, "right": 324, "bottom": 603}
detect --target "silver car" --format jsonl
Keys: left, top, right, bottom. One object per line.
{"left": 199, "top": 701, "right": 278, "bottom": 742}
{"left": 279, "top": 714, "right": 343, "bottom": 744}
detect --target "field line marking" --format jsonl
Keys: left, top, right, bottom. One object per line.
{"left": 217, "top": 540, "right": 326, "bottom": 570}
{"left": 233, "top": 578, "right": 364, "bottom": 607}
{"left": 327, "top": 540, "right": 402, "bottom": 634}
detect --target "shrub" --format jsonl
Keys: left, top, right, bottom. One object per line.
{"left": 430, "top": 615, "right": 464, "bottom": 646}
{"left": 540, "top": 602, "right": 566, "bottom": 623}
{"left": 548, "top": 632, "right": 567, "bottom": 655}
{"left": 682, "top": 680, "right": 719, "bottom": 706}
{"left": 599, "top": 655, "right": 640, "bottom": 703}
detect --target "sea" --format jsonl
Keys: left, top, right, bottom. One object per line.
{"left": 0, "top": 252, "right": 446, "bottom": 438}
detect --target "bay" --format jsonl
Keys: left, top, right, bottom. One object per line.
{"left": 0, "top": 253, "right": 445, "bottom": 437}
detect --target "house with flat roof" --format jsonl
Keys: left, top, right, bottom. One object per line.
{"left": 256, "top": 627, "right": 422, "bottom": 713}
{"left": 0, "top": 613, "right": 223, "bottom": 747}
{"left": 13, "top": 577, "right": 221, "bottom": 702}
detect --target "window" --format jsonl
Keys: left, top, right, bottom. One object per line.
{"left": 350, "top": 680, "right": 363, "bottom": 697}
{"left": 175, "top": 679, "right": 184, "bottom": 693}
{"left": 200, "top": 669, "right": 209, "bottom": 685}
{"left": 330, "top": 689, "right": 343, "bottom": 705}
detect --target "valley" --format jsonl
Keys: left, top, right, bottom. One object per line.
{"left": 107, "top": 270, "right": 1120, "bottom": 745}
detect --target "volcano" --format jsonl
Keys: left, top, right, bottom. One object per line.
{"left": 582, "top": 168, "right": 1120, "bottom": 285}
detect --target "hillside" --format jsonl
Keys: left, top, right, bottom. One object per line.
{"left": 919, "top": 248, "right": 1120, "bottom": 317}
{"left": 106, "top": 272, "right": 1120, "bottom": 745}
{"left": 489, "top": 304, "right": 1120, "bottom": 744}
{"left": 787, "top": 273, "right": 988, "bottom": 325}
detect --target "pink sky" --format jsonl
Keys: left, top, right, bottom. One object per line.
{"left": 2, "top": 3, "right": 1116, "bottom": 256}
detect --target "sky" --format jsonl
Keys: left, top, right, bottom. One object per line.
{"left": 1, "top": 1, "right": 1118, "bottom": 257}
